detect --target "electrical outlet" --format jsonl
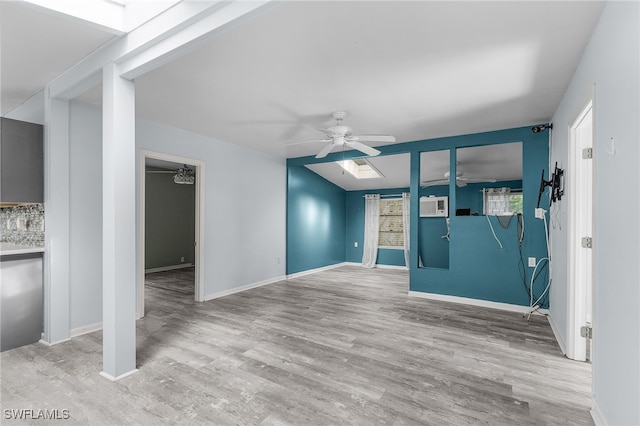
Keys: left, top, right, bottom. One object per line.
{"left": 528, "top": 257, "right": 536, "bottom": 267}
{"left": 180, "top": 256, "right": 185, "bottom": 263}
{"left": 354, "top": 242, "right": 358, "bottom": 247}
{"left": 534, "top": 208, "right": 546, "bottom": 219}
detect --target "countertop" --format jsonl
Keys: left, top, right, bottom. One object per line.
{"left": 0, "top": 242, "right": 44, "bottom": 256}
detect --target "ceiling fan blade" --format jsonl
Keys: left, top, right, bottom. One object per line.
{"left": 351, "top": 135, "right": 396, "bottom": 143}
{"left": 345, "top": 141, "right": 381, "bottom": 157}
{"left": 456, "top": 180, "right": 468, "bottom": 187}
{"left": 421, "top": 179, "right": 450, "bottom": 187}
{"left": 458, "top": 177, "right": 498, "bottom": 183}
{"left": 315, "top": 143, "right": 337, "bottom": 159}
{"left": 285, "top": 139, "right": 332, "bottom": 147}
{"left": 146, "top": 170, "right": 176, "bottom": 174}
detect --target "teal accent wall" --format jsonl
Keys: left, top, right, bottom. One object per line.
{"left": 288, "top": 126, "right": 549, "bottom": 308}
{"left": 408, "top": 127, "right": 549, "bottom": 307}
{"left": 287, "top": 166, "right": 346, "bottom": 274}
{"left": 145, "top": 167, "right": 195, "bottom": 269}
{"left": 345, "top": 188, "right": 409, "bottom": 267}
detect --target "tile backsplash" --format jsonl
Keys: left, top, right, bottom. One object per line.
{"left": 0, "top": 204, "right": 44, "bottom": 247}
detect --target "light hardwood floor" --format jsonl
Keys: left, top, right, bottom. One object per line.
{"left": 1, "top": 266, "right": 592, "bottom": 425}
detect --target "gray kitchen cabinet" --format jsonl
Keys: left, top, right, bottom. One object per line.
{"left": 0, "top": 117, "right": 44, "bottom": 203}
{"left": 0, "top": 253, "right": 43, "bottom": 351}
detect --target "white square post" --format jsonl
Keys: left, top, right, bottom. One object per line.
{"left": 101, "top": 62, "right": 137, "bottom": 380}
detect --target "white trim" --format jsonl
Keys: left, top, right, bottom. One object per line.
{"left": 407, "top": 291, "right": 550, "bottom": 316}
{"left": 286, "top": 262, "right": 348, "bottom": 280}
{"left": 373, "top": 264, "right": 408, "bottom": 270}
{"left": 145, "top": 263, "right": 193, "bottom": 274}
{"left": 70, "top": 322, "right": 103, "bottom": 338}
{"left": 99, "top": 369, "right": 138, "bottom": 382}
{"left": 345, "top": 261, "right": 408, "bottom": 271}
{"left": 566, "top": 94, "right": 594, "bottom": 362}
{"left": 377, "top": 246, "right": 404, "bottom": 250}
{"left": 547, "top": 313, "right": 567, "bottom": 355}
{"left": 138, "top": 150, "right": 205, "bottom": 320}
{"left": 204, "top": 275, "right": 286, "bottom": 301}
{"left": 590, "top": 400, "right": 606, "bottom": 426}
{"left": 38, "top": 337, "right": 70, "bottom": 346}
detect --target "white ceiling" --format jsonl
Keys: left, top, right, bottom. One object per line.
{"left": 1, "top": 1, "right": 605, "bottom": 161}
{"left": 0, "top": 1, "right": 115, "bottom": 115}
{"left": 306, "top": 153, "right": 410, "bottom": 191}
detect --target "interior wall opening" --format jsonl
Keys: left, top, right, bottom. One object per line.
{"left": 138, "top": 151, "right": 204, "bottom": 319}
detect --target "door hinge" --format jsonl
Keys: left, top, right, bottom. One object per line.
{"left": 580, "top": 325, "right": 593, "bottom": 339}
{"left": 581, "top": 237, "right": 592, "bottom": 249}
{"left": 582, "top": 148, "right": 593, "bottom": 159}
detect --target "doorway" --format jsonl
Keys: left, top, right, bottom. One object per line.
{"left": 137, "top": 150, "right": 205, "bottom": 318}
{"left": 567, "top": 99, "right": 593, "bottom": 362}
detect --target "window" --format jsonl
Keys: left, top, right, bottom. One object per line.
{"left": 378, "top": 198, "right": 404, "bottom": 248}
{"left": 483, "top": 188, "right": 523, "bottom": 215}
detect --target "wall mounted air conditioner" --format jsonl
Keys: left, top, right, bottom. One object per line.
{"left": 420, "top": 196, "right": 448, "bottom": 217}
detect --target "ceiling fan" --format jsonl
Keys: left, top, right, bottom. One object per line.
{"left": 146, "top": 164, "right": 195, "bottom": 184}
{"left": 421, "top": 170, "right": 497, "bottom": 187}
{"left": 290, "top": 111, "right": 396, "bottom": 159}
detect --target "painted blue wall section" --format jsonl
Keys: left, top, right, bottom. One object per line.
{"left": 345, "top": 188, "right": 409, "bottom": 267}
{"left": 408, "top": 128, "right": 549, "bottom": 307}
{"left": 288, "top": 126, "right": 550, "bottom": 308}
{"left": 419, "top": 217, "right": 450, "bottom": 268}
{"left": 287, "top": 166, "right": 346, "bottom": 274}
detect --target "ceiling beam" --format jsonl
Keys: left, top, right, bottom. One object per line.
{"left": 47, "top": 0, "right": 273, "bottom": 100}
{"left": 119, "top": 0, "right": 273, "bottom": 80}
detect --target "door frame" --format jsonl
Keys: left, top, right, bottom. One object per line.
{"left": 566, "top": 95, "right": 594, "bottom": 361}
{"left": 137, "top": 150, "right": 205, "bottom": 318}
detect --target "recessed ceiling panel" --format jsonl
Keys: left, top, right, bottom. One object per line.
{"left": 305, "top": 153, "right": 410, "bottom": 191}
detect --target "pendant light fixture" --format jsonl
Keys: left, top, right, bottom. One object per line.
{"left": 173, "top": 165, "right": 195, "bottom": 185}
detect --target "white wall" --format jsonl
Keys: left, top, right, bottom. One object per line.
{"left": 69, "top": 102, "right": 103, "bottom": 331}
{"left": 136, "top": 118, "right": 287, "bottom": 297}
{"left": 550, "top": 2, "right": 639, "bottom": 424}
{"left": 66, "top": 101, "right": 287, "bottom": 331}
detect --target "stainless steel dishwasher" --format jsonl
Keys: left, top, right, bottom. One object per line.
{"left": 1, "top": 252, "right": 43, "bottom": 351}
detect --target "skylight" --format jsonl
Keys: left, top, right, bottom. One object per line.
{"left": 337, "top": 158, "right": 384, "bottom": 179}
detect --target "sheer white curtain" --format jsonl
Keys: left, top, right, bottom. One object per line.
{"left": 484, "top": 187, "right": 511, "bottom": 215}
{"left": 402, "top": 192, "right": 410, "bottom": 268}
{"left": 361, "top": 194, "right": 380, "bottom": 268}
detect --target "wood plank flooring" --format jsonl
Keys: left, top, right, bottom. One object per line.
{"left": 1, "top": 265, "right": 593, "bottom": 425}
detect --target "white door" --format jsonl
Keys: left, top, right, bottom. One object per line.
{"left": 568, "top": 101, "right": 593, "bottom": 361}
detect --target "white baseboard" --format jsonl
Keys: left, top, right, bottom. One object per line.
{"left": 590, "top": 400, "right": 606, "bottom": 426}
{"left": 204, "top": 275, "right": 286, "bottom": 301}
{"left": 344, "top": 261, "right": 408, "bottom": 270}
{"left": 547, "top": 313, "right": 567, "bottom": 355}
{"left": 375, "top": 264, "right": 408, "bottom": 270}
{"left": 286, "top": 262, "right": 348, "bottom": 280}
{"left": 99, "top": 369, "right": 138, "bottom": 382}
{"left": 38, "top": 337, "right": 71, "bottom": 346}
{"left": 71, "top": 322, "right": 103, "bottom": 338}
{"left": 407, "top": 291, "right": 550, "bottom": 316}
{"left": 145, "top": 263, "right": 193, "bottom": 274}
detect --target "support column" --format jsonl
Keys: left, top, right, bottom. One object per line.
{"left": 42, "top": 93, "right": 70, "bottom": 345}
{"left": 101, "top": 62, "right": 137, "bottom": 380}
